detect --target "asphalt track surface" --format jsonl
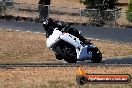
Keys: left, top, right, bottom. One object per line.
{"left": 0, "top": 20, "right": 132, "bottom": 43}
{"left": 0, "top": 63, "right": 132, "bottom": 68}
{"left": 0, "top": 56, "right": 132, "bottom": 68}
{"left": 0, "top": 20, "right": 132, "bottom": 67}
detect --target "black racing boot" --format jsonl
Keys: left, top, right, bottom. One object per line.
{"left": 83, "top": 39, "right": 91, "bottom": 44}
{"left": 78, "top": 35, "right": 91, "bottom": 44}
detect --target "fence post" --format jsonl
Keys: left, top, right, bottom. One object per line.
{"left": 79, "top": 8, "right": 82, "bottom": 25}
{"left": 39, "top": 5, "right": 49, "bottom": 20}
{"left": 16, "top": 3, "right": 19, "bottom": 16}
{"left": 38, "top": 0, "right": 51, "bottom": 20}
{"left": 114, "top": 10, "right": 117, "bottom": 27}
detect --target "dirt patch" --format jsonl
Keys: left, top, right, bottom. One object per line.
{"left": 0, "top": 29, "right": 132, "bottom": 63}
{"left": 0, "top": 66, "right": 132, "bottom": 88}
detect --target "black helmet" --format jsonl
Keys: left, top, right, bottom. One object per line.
{"left": 43, "top": 18, "right": 54, "bottom": 30}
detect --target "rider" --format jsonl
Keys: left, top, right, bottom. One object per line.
{"left": 43, "top": 18, "right": 91, "bottom": 44}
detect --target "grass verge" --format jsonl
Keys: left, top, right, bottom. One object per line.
{"left": 0, "top": 66, "right": 132, "bottom": 88}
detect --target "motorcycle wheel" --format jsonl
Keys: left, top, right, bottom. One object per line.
{"left": 55, "top": 54, "right": 63, "bottom": 60}
{"left": 61, "top": 42, "right": 77, "bottom": 63}
{"left": 91, "top": 47, "right": 102, "bottom": 63}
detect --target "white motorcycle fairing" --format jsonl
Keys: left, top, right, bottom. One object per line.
{"left": 46, "top": 28, "right": 62, "bottom": 48}
{"left": 60, "top": 33, "right": 92, "bottom": 60}
{"left": 46, "top": 29, "right": 93, "bottom": 60}
{"left": 60, "top": 33, "right": 81, "bottom": 48}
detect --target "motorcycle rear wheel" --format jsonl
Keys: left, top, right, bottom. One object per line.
{"left": 55, "top": 54, "right": 63, "bottom": 60}
{"left": 61, "top": 41, "right": 77, "bottom": 63}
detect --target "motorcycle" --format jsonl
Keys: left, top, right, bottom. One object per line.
{"left": 43, "top": 20, "right": 102, "bottom": 63}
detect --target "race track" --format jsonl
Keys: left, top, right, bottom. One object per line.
{"left": 0, "top": 56, "right": 132, "bottom": 68}
{"left": 0, "top": 20, "right": 132, "bottom": 42}
{"left": 0, "top": 20, "right": 132, "bottom": 66}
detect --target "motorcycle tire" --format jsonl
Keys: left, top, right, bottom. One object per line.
{"left": 91, "top": 47, "right": 102, "bottom": 63}
{"left": 55, "top": 54, "right": 63, "bottom": 60}
{"left": 60, "top": 41, "right": 77, "bottom": 63}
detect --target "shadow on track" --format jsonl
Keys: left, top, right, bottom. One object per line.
{"left": 75, "top": 56, "right": 132, "bottom": 65}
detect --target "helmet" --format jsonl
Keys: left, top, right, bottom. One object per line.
{"left": 43, "top": 18, "right": 54, "bottom": 30}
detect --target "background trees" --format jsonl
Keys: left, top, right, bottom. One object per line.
{"left": 127, "top": 0, "right": 132, "bottom": 22}
{"left": 80, "top": 0, "right": 118, "bottom": 10}
{"left": 80, "top": 0, "right": 119, "bottom": 26}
